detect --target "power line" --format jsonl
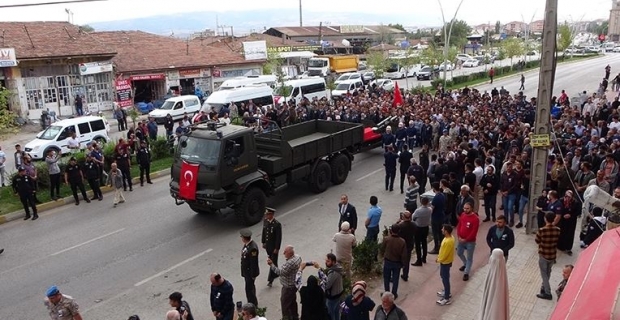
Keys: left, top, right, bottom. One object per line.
{"left": 0, "top": 0, "right": 106, "bottom": 9}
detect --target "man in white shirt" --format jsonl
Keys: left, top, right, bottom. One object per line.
{"left": 0, "top": 145, "right": 6, "bottom": 186}
{"left": 67, "top": 131, "right": 80, "bottom": 153}
{"left": 472, "top": 159, "right": 484, "bottom": 213}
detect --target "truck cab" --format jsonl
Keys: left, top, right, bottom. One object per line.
{"left": 307, "top": 57, "right": 330, "bottom": 77}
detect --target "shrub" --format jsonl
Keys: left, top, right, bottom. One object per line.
{"left": 352, "top": 239, "right": 381, "bottom": 276}
{"left": 150, "top": 137, "right": 170, "bottom": 160}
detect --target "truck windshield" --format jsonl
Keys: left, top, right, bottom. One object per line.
{"left": 308, "top": 59, "right": 326, "bottom": 68}
{"left": 335, "top": 83, "right": 350, "bottom": 90}
{"left": 177, "top": 137, "right": 221, "bottom": 166}
{"left": 160, "top": 101, "right": 175, "bottom": 110}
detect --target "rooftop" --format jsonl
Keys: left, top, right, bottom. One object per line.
{"left": 0, "top": 21, "right": 116, "bottom": 60}
{"left": 266, "top": 25, "right": 406, "bottom": 38}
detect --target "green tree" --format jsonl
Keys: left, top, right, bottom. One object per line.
{"left": 557, "top": 23, "right": 574, "bottom": 59}
{"left": 0, "top": 86, "right": 18, "bottom": 136}
{"left": 366, "top": 51, "right": 389, "bottom": 78}
{"left": 399, "top": 49, "right": 421, "bottom": 87}
{"left": 597, "top": 21, "right": 609, "bottom": 36}
{"left": 440, "top": 19, "right": 471, "bottom": 49}
{"left": 495, "top": 21, "right": 502, "bottom": 34}
{"left": 501, "top": 37, "right": 525, "bottom": 69}
{"left": 326, "top": 78, "right": 337, "bottom": 98}
{"left": 80, "top": 24, "right": 95, "bottom": 32}
{"left": 420, "top": 45, "right": 443, "bottom": 68}
{"left": 388, "top": 23, "right": 406, "bottom": 32}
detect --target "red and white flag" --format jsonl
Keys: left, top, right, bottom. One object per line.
{"left": 179, "top": 161, "right": 199, "bottom": 200}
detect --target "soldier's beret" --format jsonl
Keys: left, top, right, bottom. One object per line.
{"left": 46, "top": 285, "right": 59, "bottom": 297}
{"left": 240, "top": 229, "right": 252, "bottom": 237}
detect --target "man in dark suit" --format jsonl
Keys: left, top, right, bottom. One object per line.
{"left": 240, "top": 229, "right": 260, "bottom": 306}
{"left": 261, "top": 207, "right": 282, "bottom": 287}
{"left": 338, "top": 194, "right": 358, "bottom": 235}
{"left": 486, "top": 215, "right": 515, "bottom": 260}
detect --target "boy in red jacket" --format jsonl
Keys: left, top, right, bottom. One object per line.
{"left": 456, "top": 203, "right": 480, "bottom": 281}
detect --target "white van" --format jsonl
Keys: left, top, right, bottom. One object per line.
{"left": 218, "top": 75, "right": 277, "bottom": 91}
{"left": 331, "top": 79, "right": 364, "bottom": 100}
{"left": 274, "top": 77, "right": 328, "bottom": 105}
{"left": 149, "top": 95, "right": 201, "bottom": 124}
{"left": 25, "top": 116, "right": 111, "bottom": 159}
{"left": 204, "top": 85, "right": 274, "bottom": 114}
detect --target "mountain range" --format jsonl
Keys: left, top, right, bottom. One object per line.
{"left": 87, "top": 9, "right": 424, "bottom": 37}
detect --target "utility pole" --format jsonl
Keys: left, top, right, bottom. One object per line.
{"left": 437, "top": 0, "right": 465, "bottom": 87}
{"left": 299, "top": 0, "right": 303, "bottom": 27}
{"left": 527, "top": 0, "right": 557, "bottom": 234}
{"left": 521, "top": 11, "right": 537, "bottom": 62}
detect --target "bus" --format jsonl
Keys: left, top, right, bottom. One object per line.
{"left": 204, "top": 84, "right": 274, "bottom": 114}
{"left": 274, "top": 77, "right": 328, "bottom": 105}
{"left": 218, "top": 75, "right": 277, "bottom": 91}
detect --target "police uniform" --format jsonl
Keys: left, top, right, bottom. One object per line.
{"left": 136, "top": 144, "right": 152, "bottom": 186}
{"left": 84, "top": 158, "right": 102, "bottom": 200}
{"left": 44, "top": 286, "right": 81, "bottom": 320}
{"left": 65, "top": 159, "right": 90, "bottom": 205}
{"left": 240, "top": 229, "right": 260, "bottom": 306}
{"left": 261, "top": 207, "right": 282, "bottom": 284}
{"left": 12, "top": 168, "right": 38, "bottom": 220}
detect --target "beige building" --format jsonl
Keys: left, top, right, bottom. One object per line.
{"left": 609, "top": 0, "right": 620, "bottom": 41}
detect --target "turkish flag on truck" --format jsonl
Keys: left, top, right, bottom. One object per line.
{"left": 179, "top": 161, "right": 199, "bottom": 200}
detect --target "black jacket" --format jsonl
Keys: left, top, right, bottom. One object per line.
{"left": 12, "top": 174, "right": 36, "bottom": 194}
{"left": 83, "top": 160, "right": 100, "bottom": 180}
{"left": 210, "top": 280, "right": 234, "bottom": 314}
{"left": 398, "top": 150, "right": 413, "bottom": 173}
{"left": 338, "top": 203, "right": 358, "bottom": 231}
{"left": 262, "top": 219, "right": 282, "bottom": 251}
{"left": 241, "top": 240, "right": 260, "bottom": 278}
{"left": 398, "top": 220, "right": 416, "bottom": 250}
{"left": 486, "top": 225, "right": 515, "bottom": 256}
{"left": 480, "top": 173, "right": 498, "bottom": 195}
{"left": 136, "top": 147, "right": 151, "bottom": 166}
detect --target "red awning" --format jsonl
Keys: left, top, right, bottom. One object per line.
{"left": 550, "top": 229, "right": 620, "bottom": 320}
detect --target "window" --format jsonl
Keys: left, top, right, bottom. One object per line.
{"left": 291, "top": 87, "right": 300, "bottom": 97}
{"left": 184, "top": 98, "right": 199, "bottom": 107}
{"left": 77, "top": 122, "right": 91, "bottom": 134}
{"left": 174, "top": 102, "right": 183, "bottom": 110}
{"left": 252, "top": 95, "right": 274, "bottom": 107}
{"left": 90, "top": 119, "right": 106, "bottom": 132}
{"left": 58, "top": 125, "right": 76, "bottom": 140}
{"left": 300, "top": 83, "right": 326, "bottom": 95}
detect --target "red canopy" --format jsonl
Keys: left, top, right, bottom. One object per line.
{"left": 550, "top": 229, "right": 620, "bottom": 320}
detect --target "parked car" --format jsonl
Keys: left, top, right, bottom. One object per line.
{"left": 297, "top": 71, "right": 310, "bottom": 79}
{"left": 456, "top": 54, "right": 473, "bottom": 62}
{"left": 462, "top": 59, "right": 480, "bottom": 68}
{"left": 416, "top": 66, "right": 434, "bottom": 80}
{"left": 149, "top": 95, "right": 201, "bottom": 124}
{"left": 362, "top": 71, "right": 376, "bottom": 84}
{"left": 331, "top": 79, "right": 364, "bottom": 99}
{"left": 613, "top": 46, "right": 620, "bottom": 53}
{"left": 585, "top": 46, "right": 601, "bottom": 53}
{"left": 334, "top": 72, "right": 361, "bottom": 85}
{"left": 370, "top": 78, "right": 395, "bottom": 91}
{"left": 474, "top": 55, "right": 495, "bottom": 64}
{"left": 437, "top": 61, "right": 454, "bottom": 71}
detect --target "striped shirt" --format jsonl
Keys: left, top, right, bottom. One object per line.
{"left": 271, "top": 254, "right": 301, "bottom": 288}
{"left": 404, "top": 183, "right": 419, "bottom": 209}
{"left": 535, "top": 225, "right": 561, "bottom": 260}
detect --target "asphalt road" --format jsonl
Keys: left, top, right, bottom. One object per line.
{"left": 1, "top": 53, "right": 620, "bottom": 320}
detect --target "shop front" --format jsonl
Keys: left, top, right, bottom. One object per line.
{"left": 166, "top": 68, "right": 211, "bottom": 99}
{"left": 212, "top": 66, "right": 262, "bottom": 90}
{"left": 128, "top": 73, "right": 166, "bottom": 104}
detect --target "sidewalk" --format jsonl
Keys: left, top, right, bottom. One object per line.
{"left": 364, "top": 209, "right": 578, "bottom": 320}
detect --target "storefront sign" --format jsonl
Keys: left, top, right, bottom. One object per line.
{"left": 130, "top": 74, "right": 165, "bottom": 81}
{"left": 0, "top": 48, "right": 17, "bottom": 67}
{"left": 243, "top": 40, "right": 268, "bottom": 60}
{"left": 212, "top": 68, "right": 221, "bottom": 78}
{"left": 220, "top": 68, "right": 261, "bottom": 79}
{"left": 115, "top": 79, "right": 133, "bottom": 107}
{"left": 179, "top": 69, "right": 201, "bottom": 79}
{"left": 267, "top": 45, "right": 322, "bottom": 54}
{"left": 79, "top": 61, "right": 113, "bottom": 75}
{"left": 531, "top": 134, "right": 550, "bottom": 147}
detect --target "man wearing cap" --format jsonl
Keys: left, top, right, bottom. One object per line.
{"left": 262, "top": 207, "right": 282, "bottom": 287}
{"left": 333, "top": 221, "right": 356, "bottom": 279}
{"left": 240, "top": 229, "right": 260, "bottom": 306}
{"left": 84, "top": 153, "right": 103, "bottom": 201}
{"left": 44, "top": 285, "right": 82, "bottom": 320}
{"left": 136, "top": 140, "right": 153, "bottom": 186}
{"left": 64, "top": 157, "right": 90, "bottom": 206}
{"left": 12, "top": 166, "right": 38, "bottom": 220}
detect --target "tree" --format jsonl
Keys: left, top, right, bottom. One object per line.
{"left": 501, "top": 37, "right": 525, "bottom": 69}
{"left": 420, "top": 45, "right": 443, "bottom": 68}
{"left": 557, "top": 23, "right": 574, "bottom": 59}
{"left": 263, "top": 52, "right": 290, "bottom": 104}
{"left": 326, "top": 78, "right": 337, "bottom": 98}
{"left": 388, "top": 23, "right": 406, "bottom": 32}
{"left": 80, "top": 24, "right": 94, "bottom": 32}
{"left": 495, "top": 21, "right": 502, "bottom": 34}
{"left": 399, "top": 49, "right": 421, "bottom": 88}
{"left": 597, "top": 21, "right": 609, "bottom": 36}
{"left": 366, "top": 51, "right": 389, "bottom": 78}
{"left": 439, "top": 19, "right": 471, "bottom": 49}
{"left": 0, "top": 86, "right": 18, "bottom": 135}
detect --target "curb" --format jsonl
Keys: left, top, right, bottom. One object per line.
{"left": 0, "top": 169, "right": 170, "bottom": 225}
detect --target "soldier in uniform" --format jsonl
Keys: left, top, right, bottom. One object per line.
{"left": 136, "top": 140, "right": 153, "bottom": 186}
{"left": 240, "top": 229, "right": 260, "bottom": 306}
{"left": 12, "top": 166, "right": 38, "bottom": 220}
{"left": 44, "top": 285, "right": 82, "bottom": 320}
{"left": 64, "top": 157, "right": 90, "bottom": 206}
{"left": 84, "top": 153, "right": 103, "bottom": 201}
{"left": 261, "top": 207, "right": 282, "bottom": 287}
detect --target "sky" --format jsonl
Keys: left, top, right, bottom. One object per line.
{"left": 0, "top": 0, "right": 612, "bottom": 27}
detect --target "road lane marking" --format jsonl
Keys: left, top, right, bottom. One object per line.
{"left": 278, "top": 198, "right": 320, "bottom": 220}
{"left": 355, "top": 168, "right": 383, "bottom": 182}
{"left": 50, "top": 228, "right": 126, "bottom": 256}
{"left": 134, "top": 248, "right": 213, "bottom": 287}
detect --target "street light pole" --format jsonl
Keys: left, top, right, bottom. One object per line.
{"left": 437, "top": 0, "right": 465, "bottom": 87}
{"left": 299, "top": 0, "right": 303, "bottom": 27}
{"left": 521, "top": 11, "right": 537, "bottom": 62}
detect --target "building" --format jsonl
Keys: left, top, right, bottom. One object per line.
{"left": 264, "top": 25, "right": 407, "bottom": 48}
{"left": 528, "top": 20, "right": 545, "bottom": 34}
{"left": 610, "top": 1, "right": 620, "bottom": 41}
{"left": 0, "top": 21, "right": 117, "bottom": 120}
{"left": 504, "top": 21, "right": 527, "bottom": 35}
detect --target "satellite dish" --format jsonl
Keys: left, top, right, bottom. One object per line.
{"left": 342, "top": 39, "right": 351, "bottom": 47}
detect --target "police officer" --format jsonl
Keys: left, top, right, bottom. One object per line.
{"left": 84, "top": 154, "right": 103, "bottom": 201}
{"left": 240, "top": 229, "right": 260, "bottom": 306}
{"left": 136, "top": 140, "right": 152, "bottom": 186}
{"left": 44, "top": 285, "right": 82, "bottom": 320}
{"left": 261, "top": 207, "right": 282, "bottom": 287}
{"left": 64, "top": 157, "right": 90, "bottom": 206}
{"left": 384, "top": 145, "right": 399, "bottom": 192}
{"left": 12, "top": 166, "right": 38, "bottom": 220}
{"left": 398, "top": 144, "right": 413, "bottom": 194}
{"left": 115, "top": 148, "right": 132, "bottom": 191}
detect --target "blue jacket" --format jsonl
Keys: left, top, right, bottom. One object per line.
{"left": 384, "top": 152, "right": 398, "bottom": 171}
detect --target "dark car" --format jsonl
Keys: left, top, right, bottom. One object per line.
{"left": 416, "top": 66, "right": 434, "bottom": 80}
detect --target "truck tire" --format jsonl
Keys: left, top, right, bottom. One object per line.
{"left": 236, "top": 187, "right": 266, "bottom": 225}
{"left": 310, "top": 161, "right": 332, "bottom": 193}
{"left": 330, "top": 154, "right": 350, "bottom": 185}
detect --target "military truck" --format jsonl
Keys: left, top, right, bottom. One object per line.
{"left": 170, "top": 119, "right": 366, "bottom": 225}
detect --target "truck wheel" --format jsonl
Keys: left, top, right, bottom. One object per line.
{"left": 310, "top": 161, "right": 332, "bottom": 193}
{"left": 236, "top": 187, "right": 266, "bottom": 225}
{"left": 330, "top": 154, "right": 350, "bottom": 185}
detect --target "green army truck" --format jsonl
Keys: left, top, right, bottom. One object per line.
{"left": 170, "top": 120, "right": 365, "bottom": 225}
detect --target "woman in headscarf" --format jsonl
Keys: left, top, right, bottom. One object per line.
{"left": 479, "top": 249, "right": 509, "bottom": 320}
{"left": 557, "top": 190, "right": 580, "bottom": 256}
{"left": 299, "top": 275, "right": 327, "bottom": 320}
{"left": 343, "top": 281, "right": 376, "bottom": 320}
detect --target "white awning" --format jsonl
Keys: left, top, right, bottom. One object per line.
{"left": 278, "top": 51, "right": 317, "bottom": 59}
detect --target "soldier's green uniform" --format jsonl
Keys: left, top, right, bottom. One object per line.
{"left": 45, "top": 295, "right": 80, "bottom": 320}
